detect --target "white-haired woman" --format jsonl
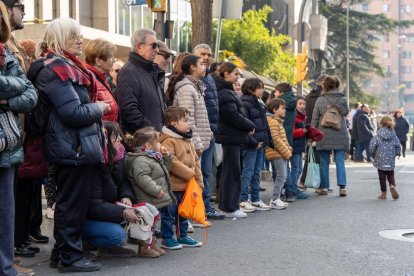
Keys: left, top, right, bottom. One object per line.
{"left": 27, "top": 17, "right": 110, "bottom": 273}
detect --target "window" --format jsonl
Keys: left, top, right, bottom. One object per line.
{"left": 361, "top": 3, "right": 369, "bottom": 11}
{"left": 403, "top": 82, "right": 412, "bottom": 89}
{"left": 401, "top": 5, "right": 411, "bottom": 14}
{"left": 383, "top": 51, "right": 390, "bottom": 58}
{"left": 385, "top": 34, "right": 390, "bottom": 42}
{"left": 402, "top": 51, "right": 412, "bottom": 58}
{"left": 383, "top": 4, "right": 390, "bottom": 12}
{"left": 402, "top": 66, "right": 412, "bottom": 74}
{"left": 406, "top": 34, "right": 414, "bottom": 42}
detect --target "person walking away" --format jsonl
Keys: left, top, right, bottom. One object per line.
{"left": 356, "top": 104, "right": 375, "bottom": 162}
{"left": 349, "top": 102, "right": 362, "bottom": 160}
{"left": 394, "top": 110, "right": 410, "bottom": 158}
{"left": 159, "top": 106, "right": 204, "bottom": 249}
{"left": 311, "top": 75, "right": 349, "bottom": 196}
{"left": 369, "top": 116, "right": 401, "bottom": 200}
{"left": 265, "top": 99, "right": 291, "bottom": 210}
{"left": 213, "top": 62, "right": 255, "bottom": 219}
{"left": 239, "top": 78, "right": 271, "bottom": 212}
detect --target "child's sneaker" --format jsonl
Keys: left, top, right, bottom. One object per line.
{"left": 239, "top": 201, "right": 256, "bottom": 213}
{"left": 295, "top": 191, "right": 309, "bottom": 199}
{"left": 161, "top": 238, "right": 183, "bottom": 250}
{"left": 269, "top": 199, "right": 287, "bottom": 210}
{"left": 250, "top": 200, "right": 270, "bottom": 211}
{"left": 178, "top": 236, "right": 203, "bottom": 247}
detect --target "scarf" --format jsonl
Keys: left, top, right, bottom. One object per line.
{"left": 0, "top": 43, "right": 6, "bottom": 70}
{"left": 40, "top": 50, "right": 99, "bottom": 102}
{"left": 136, "top": 146, "right": 163, "bottom": 161}
{"left": 115, "top": 143, "right": 126, "bottom": 162}
{"left": 167, "top": 125, "right": 193, "bottom": 139}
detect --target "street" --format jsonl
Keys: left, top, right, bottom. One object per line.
{"left": 22, "top": 152, "right": 414, "bottom": 276}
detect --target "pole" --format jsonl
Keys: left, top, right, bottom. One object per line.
{"left": 214, "top": 0, "right": 224, "bottom": 61}
{"left": 297, "top": 0, "right": 308, "bottom": 96}
{"left": 346, "top": 1, "right": 350, "bottom": 105}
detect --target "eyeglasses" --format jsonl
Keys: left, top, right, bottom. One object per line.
{"left": 70, "top": 33, "right": 84, "bottom": 41}
{"left": 141, "top": 42, "right": 159, "bottom": 49}
{"left": 9, "top": 4, "right": 24, "bottom": 13}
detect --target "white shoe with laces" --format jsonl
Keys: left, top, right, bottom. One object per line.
{"left": 239, "top": 201, "right": 257, "bottom": 213}
{"left": 270, "top": 199, "right": 287, "bottom": 210}
{"left": 250, "top": 200, "right": 271, "bottom": 211}
{"left": 223, "top": 209, "right": 247, "bottom": 219}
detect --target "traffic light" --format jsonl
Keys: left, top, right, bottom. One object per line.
{"left": 149, "top": 0, "right": 167, "bottom": 12}
{"left": 296, "top": 45, "right": 308, "bottom": 83}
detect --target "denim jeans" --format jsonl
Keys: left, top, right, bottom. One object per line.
{"left": 271, "top": 158, "right": 287, "bottom": 200}
{"left": 240, "top": 147, "right": 264, "bottom": 203}
{"left": 160, "top": 192, "right": 188, "bottom": 239}
{"left": 319, "top": 150, "right": 347, "bottom": 189}
{"left": 0, "top": 167, "right": 16, "bottom": 276}
{"left": 360, "top": 140, "right": 372, "bottom": 161}
{"left": 82, "top": 220, "right": 126, "bottom": 248}
{"left": 290, "top": 153, "right": 303, "bottom": 191}
{"left": 201, "top": 138, "right": 215, "bottom": 212}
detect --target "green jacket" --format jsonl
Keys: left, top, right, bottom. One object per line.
{"left": 125, "top": 151, "right": 176, "bottom": 209}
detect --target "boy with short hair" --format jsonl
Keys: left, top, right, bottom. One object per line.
{"left": 159, "top": 106, "right": 204, "bottom": 249}
{"left": 265, "top": 99, "right": 292, "bottom": 209}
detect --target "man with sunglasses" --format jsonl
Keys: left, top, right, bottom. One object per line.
{"left": 116, "top": 28, "right": 166, "bottom": 133}
{"left": 154, "top": 41, "right": 175, "bottom": 93}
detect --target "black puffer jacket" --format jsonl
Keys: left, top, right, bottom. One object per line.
{"left": 116, "top": 52, "right": 165, "bottom": 133}
{"left": 357, "top": 111, "right": 374, "bottom": 143}
{"left": 202, "top": 74, "right": 219, "bottom": 134}
{"left": 240, "top": 94, "right": 270, "bottom": 148}
{"left": 27, "top": 55, "right": 104, "bottom": 166}
{"left": 394, "top": 116, "right": 409, "bottom": 142}
{"left": 87, "top": 161, "right": 136, "bottom": 224}
{"left": 213, "top": 75, "right": 255, "bottom": 145}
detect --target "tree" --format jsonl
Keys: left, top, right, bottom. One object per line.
{"left": 321, "top": 0, "right": 414, "bottom": 104}
{"left": 219, "top": 6, "right": 296, "bottom": 83}
{"left": 190, "top": 0, "right": 213, "bottom": 49}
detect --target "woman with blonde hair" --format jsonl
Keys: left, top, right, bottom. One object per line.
{"left": 27, "top": 17, "right": 109, "bottom": 273}
{"left": 84, "top": 38, "right": 119, "bottom": 122}
{"left": 0, "top": 2, "right": 37, "bottom": 275}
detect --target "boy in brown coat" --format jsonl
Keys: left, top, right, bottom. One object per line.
{"left": 266, "top": 99, "right": 292, "bottom": 210}
{"left": 159, "top": 106, "right": 204, "bottom": 250}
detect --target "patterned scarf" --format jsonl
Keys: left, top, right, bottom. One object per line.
{"left": 0, "top": 43, "right": 5, "bottom": 70}
{"left": 136, "top": 146, "right": 163, "bottom": 161}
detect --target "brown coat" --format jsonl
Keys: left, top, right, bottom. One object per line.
{"left": 265, "top": 116, "right": 292, "bottom": 160}
{"left": 160, "top": 127, "right": 203, "bottom": 191}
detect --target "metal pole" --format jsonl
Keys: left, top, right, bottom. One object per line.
{"left": 214, "top": 0, "right": 223, "bottom": 61}
{"left": 297, "top": 0, "right": 308, "bottom": 96}
{"left": 346, "top": 1, "right": 350, "bottom": 104}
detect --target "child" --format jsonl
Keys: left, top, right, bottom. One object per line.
{"left": 159, "top": 106, "right": 204, "bottom": 249}
{"left": 239, "top": 78, "right": 271, "bottom": 211}
{"left": 369, "top": 116, "right": 401, "bottom": 200}
{"left": 291, "top": 96, "right": 309, "bottom": 199}
{"left": 266, "top": 99, "right": 292, "bottom": 209}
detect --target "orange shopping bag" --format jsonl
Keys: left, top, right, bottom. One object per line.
{"left": 178, "top": 176, "right": 209, "bottom": 226}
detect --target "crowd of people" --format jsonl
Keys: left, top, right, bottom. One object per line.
{"left": 0, "top": 1, "right": 411, "bottom": 275}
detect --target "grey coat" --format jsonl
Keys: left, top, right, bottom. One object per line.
{"left": 369, "top": 127, "right": 401, "bottom": 171}
{"left": 311, "top": 89, "right": 350, "bottom": 151}
{"left": 125, "top": 151, "right": 176, "bottom": 209}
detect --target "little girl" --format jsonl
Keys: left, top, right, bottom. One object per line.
{"left": 369, "top": 116, "right": 401, "bottom": 200}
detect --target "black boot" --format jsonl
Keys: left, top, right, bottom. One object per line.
{"left": 29, "top": 231, "right": 49, "bottom": 243}
{"left": 14, "top": 245, "right": 36, "bottom": 258}
{"left": 57, "top": 257, "right": 102, "bottom": 273}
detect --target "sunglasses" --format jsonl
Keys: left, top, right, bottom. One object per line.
{"left": 142, "top": 42, "right": 159, "bottom": 49}
{"left": 10, "top": 4, "right": 24, "bottom": 13}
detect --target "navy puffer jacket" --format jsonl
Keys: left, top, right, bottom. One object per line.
{"left": 394, "top": 116, "right": 409, "bottom": 142}
{"left": 27, "top": 55, "right": 104, "bottom": 166}
{"left": 240, "top": 94, "right": 270, "bottom": 148}
{"left": 202, "top": 74, "right": 219, "bottom": 134}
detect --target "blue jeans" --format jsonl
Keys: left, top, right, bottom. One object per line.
{"left": 0, "top": 167, "right": 16, "bottom": 276}
{"left": 290, "top": 153, "right": 303, "bottom": 192}
{"left": 201, "top": 138, "right": 215, "bottom": 212}
{"left": 160, "top": 192, "right": 188, "bottom": 239}
{"left": 319, "top": 150, "right": 347, "bottom": 189}
{"left": 360, "top": 140, "right": 372, "bottom": 161}
{"left": 240, "top": 147, "right": 264, "bottom": 203}
{"left": 82, "top": 220, "right": 126, "bottom": 248}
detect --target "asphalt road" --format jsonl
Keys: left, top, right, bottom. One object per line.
{"left": 22, "top": 151, "right": 414, "bottom": 276}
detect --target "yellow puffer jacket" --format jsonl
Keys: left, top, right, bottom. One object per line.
{"left": 265, "top": 116, "right": 292, "bottom": 160}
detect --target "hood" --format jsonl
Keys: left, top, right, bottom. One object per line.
{"left": 308, "top": 86, "right": 322, "bottom": 98}
{"left": 27, "top": 57, "right": 46, "bottom": 84}
{"left": 159, "top": 126, "right": 186, "bottom": 143}
{"left": 280, "top": 91, "right": 297, "bottom": 110}
{"left": 377, "top": 128, "right": 395, "bottom": 141}
{"left": 321, "top": 89, "right": 345, "bottom": 98}
{"left": 125, "top": 151, "right": 156, "bottom": 170}
{"left": 240, "top": 94, "right": 257, "bottom": 104}
{"left": 174, "top": 75, "right": 206, "bottom": 94}
{"left": 212, "top": 74, "right": 234, "bottom": 91}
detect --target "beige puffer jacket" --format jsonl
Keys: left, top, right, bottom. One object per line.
{"left": 173, "top": 76, "right": 212, "bottom": 152}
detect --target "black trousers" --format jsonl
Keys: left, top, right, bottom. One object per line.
{"left": 52, "top": 165, "right": 94, "bottom": 266}
{"left": 219, "top": 144, "right": 241, "bottom": 213}
{"left": 400, "top": 141, "right": 407, "bottom": 157}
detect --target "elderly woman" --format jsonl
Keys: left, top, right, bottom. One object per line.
{"left": 83, "top": 38, "right": 119, "bottom": 122}
{"left": 27, "top": 18, "right": 109, "bottom": 273}
{"left": 311, "top": 75, "right": 349, "bottom": 196}
{"left": 0, "top": 2, "right": 37, "bottom": 275}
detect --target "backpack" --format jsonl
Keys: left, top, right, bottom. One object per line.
{"left": 321, "top": 98, "right": 342, "bottom": 130}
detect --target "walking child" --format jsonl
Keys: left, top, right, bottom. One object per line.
{"left": 159, "top": 106, "right": 204, "bottom": 249}
{"left": 369, "top": 116, "right": 401, "bottom": 200}
{"left": 266, "top": 99, "right": 292, "bottom": 209}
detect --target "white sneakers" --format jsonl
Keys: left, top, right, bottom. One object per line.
{"left": 45, "top": 206, "right": 54, "bottom": 219}
{"left": 250, "top": 200, "right": 271, "bottom": 211}
{"left": 224, "top": 209, "right": 247, "bottom": 219}
{"left": 240, "top": 201, "right": 257, "bottom": 213}
{"left": 270, "top": 199, "right": 288, "bottom": 210}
